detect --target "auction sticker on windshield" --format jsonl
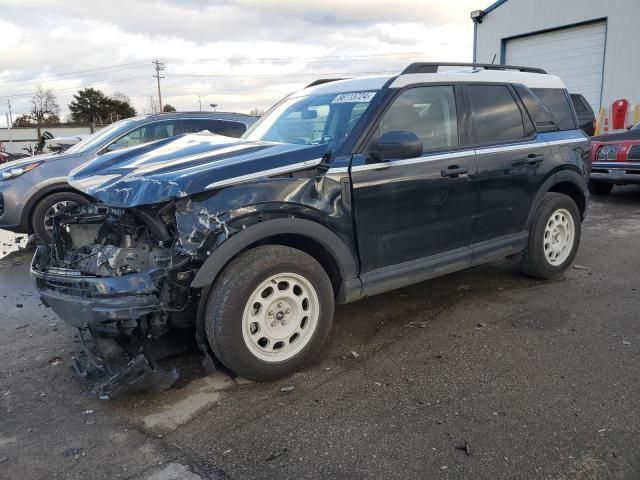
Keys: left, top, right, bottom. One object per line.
{"left": 332, "top": 92, "right": 376, "bottom": 103}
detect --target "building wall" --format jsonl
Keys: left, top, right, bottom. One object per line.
{"left": 0, "top": 126, "right": 94, "bottom": 154}
{"left": 475, "top": 0, "right": 640, "bottom": 122}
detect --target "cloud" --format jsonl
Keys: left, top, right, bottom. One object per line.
{"left": 0, "top": 0, "right": 477, "bottom": 123}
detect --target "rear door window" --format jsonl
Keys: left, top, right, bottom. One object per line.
{"left": 181, "top": 119, "right": 247, "bottom": 138}
{"left": 115, "top": 120, "right": 177, "bottom": 148}
{"left": 532, "top": 88, "right": 577, "bottom": 130}
{"left": 467, "top": 85, "right": 526, "bottom": 144}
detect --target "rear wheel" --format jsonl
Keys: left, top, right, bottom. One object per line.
{"left": 520, "top": 192, "right": 581, "bottom": 279}
{"left": 205, "top": 245, "right": 334, "bottom": 381}
{"left": 32, "top": 191, "right": 90, "bottom": 244}
{"left": 588, "top": 180, "right": 614, "bottom": 195}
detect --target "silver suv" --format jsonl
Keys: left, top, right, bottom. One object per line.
{"left": 0, "top": 112, "right": 257, "bottom": 242}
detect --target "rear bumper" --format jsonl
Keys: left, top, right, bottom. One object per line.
{"left": 31, "top": 247, "right": 166, "bottom": 331}
{"left": 590, "top": 162, "right": 640, "bottom": 184}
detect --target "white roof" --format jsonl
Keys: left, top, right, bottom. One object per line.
{"left": 391, "top": 70, "right": 566, "bottom": 89}
{"left": 296, "top": 68, "right": 565, "bottom": 96}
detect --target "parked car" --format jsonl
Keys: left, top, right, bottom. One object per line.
{"left": 0, "top": 112, "right": 257, "bottom": 243}
{"left": 570, "top": 93, "right": 595, "bottom": 137}
{"left": 588, "top": 123, "right": 640, "bottom": 194}
{"left": 31, "top": 62, "right": 590, "bottom": 396}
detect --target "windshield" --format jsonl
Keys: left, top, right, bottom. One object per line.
{"left": 243, "top": 91, "right": 378, "bottom": 151}
{"left": 65, "top": 118, "right": 140, "bottom": 154}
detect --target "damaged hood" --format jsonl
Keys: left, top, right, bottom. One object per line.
{"left": 68, "top": 132, "right": 328, "bottom": 208}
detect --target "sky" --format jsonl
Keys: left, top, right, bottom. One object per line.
{"left": 0, "top": 0, "right": 481, "bottom": 125}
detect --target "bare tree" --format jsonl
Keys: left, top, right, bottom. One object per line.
{"left": 111, "top": 91, "right": 132, "bottom": 104}
{"left": 31, "top": 86, "right": 60, "bottom": 125}
{"left": 249, "top": 108, "right": 265, "bottom": 116}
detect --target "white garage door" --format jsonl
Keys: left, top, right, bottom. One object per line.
{"left": 505, "top": 21, "right": 606, "bottom": 111}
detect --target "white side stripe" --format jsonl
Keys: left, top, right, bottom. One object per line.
{"left": 205, "top": 158, "right": 323, "bottom": 190}
{"left": 342, "top": 138, "right": 587, "bottom": 173}
{"left": 350, "top": 150, "right": 475, "bottom": 172}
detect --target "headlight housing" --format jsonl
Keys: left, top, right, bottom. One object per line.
{"left": 0, "top": 161, "right": 43, "bottom": 181}
{"left": 596, "top": 144, "right": 621, "bottom": 161}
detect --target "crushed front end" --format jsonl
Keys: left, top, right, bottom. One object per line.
{"left": 31, "top": 201, "right": 221, "bottom": 398}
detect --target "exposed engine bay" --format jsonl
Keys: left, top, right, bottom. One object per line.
{"left": 31, "top": 201, "right": 231, "bottom": 398}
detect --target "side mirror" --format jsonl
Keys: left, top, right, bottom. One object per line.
{"left": 105, "top": 142, "right": 127, "bottom": 153}
{"left": 371, "top": 131, "right": 423, "bottom": 160}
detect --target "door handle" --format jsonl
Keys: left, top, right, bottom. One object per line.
{"left": 527, "top": 153, "right": 544, "bottom": 165}
{"left": 441, "top": 164, "right": 469, "bottom": 178}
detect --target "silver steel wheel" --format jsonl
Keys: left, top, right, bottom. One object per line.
{"left": 43, "top": 201, "right": 77, "bottom": 233}
{"left": 242, "top": 272, "right": 320, "bottom": 363}
{"left": 543, "top": 208, "right": 575, "bottom": 266}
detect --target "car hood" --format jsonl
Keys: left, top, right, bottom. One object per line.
{"left": 592, "top": 129, "right": 640, "bottom": 143}
{"left": 68, "top": 132, "right": 328, "bottom": 208}
{"left": 0, "top": 151, "right": 83, "bottom": 170}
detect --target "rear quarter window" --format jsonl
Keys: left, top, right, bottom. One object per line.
{"left": 181, "top": 119, "right": 247, "bottom": 138}
{"left": 532, "top": 88, "right": 577, "bottom": 131}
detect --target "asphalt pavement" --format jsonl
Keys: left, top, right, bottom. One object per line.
{"left": 1, "top": 188, "right": 639, "bottom": 480}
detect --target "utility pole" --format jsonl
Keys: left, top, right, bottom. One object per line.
{"left": 198, "top": 96, "right": 202, "bottom": 111}
{"left": 6, "top": 100, "right": 13, "bottom": 152}
{"left": 152, "top": 59, "right": 165, "bottom": 112}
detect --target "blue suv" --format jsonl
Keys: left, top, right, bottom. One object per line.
{"left": 32, "top": 63, "right": 591, "bottom": 396}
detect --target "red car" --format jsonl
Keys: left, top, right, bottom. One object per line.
{"left": 589, "top": 123, "right": 640, "bottom": 194}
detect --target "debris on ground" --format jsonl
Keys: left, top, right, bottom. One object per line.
{"left": 406, "top": 321, "right": 427, "bottom": 328}
{"left": 475, "top": 323, "right": 487, "bottom": 329}
{"left": 265, "top": 448, "right": 287, "bottom": 462}
{"left": 62, "top": 448, "right": 85, "bottom": 461}
{"left": 572, "top": 265, "right": 589, "bottom": 270}
{"left": 280, "top": 386, "right": 295, "bottom": 393}
{"left": 455, "top": 441, "right": 471, "bottom": 456}
{"left": 15, "top": 324, "right": 30, "bottom": 330}
{"left": 15, "top": 304, "right": 23, "bottom": 308}
{"left": 0, "top": 457, "right": 7, "bottom": 464}
{"left": 82, "top": 409, "right": 95, "bottom": 415}
{"left": 350, "top": 351, "right": 360, "bottom": 359}
{"left": 622, "top": 341, "right": 631, "bottom": 346}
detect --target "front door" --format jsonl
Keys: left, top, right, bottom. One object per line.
{"left": 350, "top": 85, "right": 478, "bottom": 275}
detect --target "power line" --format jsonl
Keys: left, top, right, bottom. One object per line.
{"left": 0, "top": 61, "right": 151, "bottom": 88}
{"left": 0, "top": 75, "right": 151, "bottom": 100}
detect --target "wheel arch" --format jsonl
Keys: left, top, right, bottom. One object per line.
{"left": 525, "top": 170, "right": 588, "bottom": 230}
{"left": 191, "top": 217, "right": 361, "bottom": 300}
{"left": 21, "top": 182, "right": 92, "bottom": 233}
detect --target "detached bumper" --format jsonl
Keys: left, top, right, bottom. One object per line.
{"left": 31, "top": 247, "right": 166, "bottom": 332}
{"left": 591, "top": 162, "right": 640, "bottom": 184}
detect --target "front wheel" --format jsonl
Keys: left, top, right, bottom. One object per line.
{"left": 32, "top": 191, "right": 90, "bottom": 244}
{"left": 520, "top": 192, "right": 581, "bottom": 279}
{"left": 205, "top": 245, "right": 335, "bottom": 381}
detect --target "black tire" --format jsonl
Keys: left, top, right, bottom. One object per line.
{"left": 205, "top": 245, "right": 335, "bottom": 381}
{"left": 32, "top": 191, "right": 89, "bottom": 244}
{"left": 520, "top": 192, "right": 581, "bottom": 279}
{"left": 588, "top": 180, "right": 614, "bottom": 195}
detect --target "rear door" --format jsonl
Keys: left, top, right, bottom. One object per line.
{"left": 350, "top": 85, "right": 478, "bottom": 274}
{"left": 465, "top": 84, "right": 551, "bottom": 243}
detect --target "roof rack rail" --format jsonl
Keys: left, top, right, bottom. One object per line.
{"left": 401, "top": 62, "right": 547, "bottom": 75}
{"left": 305, "top": 78, "right": 347, "bottom": 88}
